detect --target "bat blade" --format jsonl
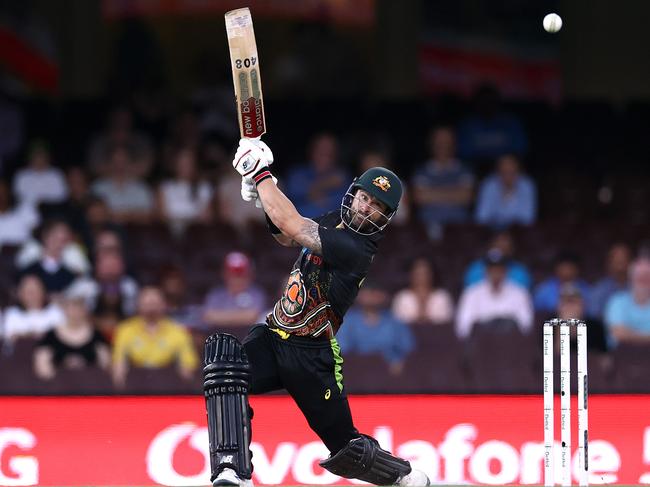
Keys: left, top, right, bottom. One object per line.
{"left": 225, "top": 7, "right": 266, "bottom": 139}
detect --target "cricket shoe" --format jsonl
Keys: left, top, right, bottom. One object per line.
{"left": 397, "top": 468, "right": 431, "bottom": 486}
{"left": 213, "top": 468, "right": 254, "bottom": 487}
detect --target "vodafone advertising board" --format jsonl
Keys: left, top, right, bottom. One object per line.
{"left": 1, "top": 395, "right": 649, "bottom": 486}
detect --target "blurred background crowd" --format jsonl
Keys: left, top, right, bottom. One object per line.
{"left": 1, "top": 0, "right": 650, "bottom": 395}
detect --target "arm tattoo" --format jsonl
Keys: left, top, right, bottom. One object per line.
{"left": 297, "top": 218, "right": 323, "bottom": 254}
{"left": 272, "top": 234, "right": 301, "bottom": 247}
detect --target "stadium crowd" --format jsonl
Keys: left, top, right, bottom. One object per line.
{"left": 1, "top": 85, "right": 650, "bottom": 395}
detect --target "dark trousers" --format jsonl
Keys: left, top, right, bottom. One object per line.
{"left": 243, "top": 324, "right": 357, "bottom": 453}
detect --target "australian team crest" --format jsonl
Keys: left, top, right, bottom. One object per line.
{"left": 372, "top": 175, "right": 391, "bottom": 192}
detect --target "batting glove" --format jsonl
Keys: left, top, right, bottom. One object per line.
{"left": 241, "top": 175, "right": 277, "bottom": 208}
{"left": 250, "top": 138, "right": 274, "bottom": 165}
{"left": 232, "top": 138, "right": 274, "bottom": 178}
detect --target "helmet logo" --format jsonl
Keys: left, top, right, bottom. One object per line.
{"left": 372, "top": 176, "right": 391, "bottom": 192}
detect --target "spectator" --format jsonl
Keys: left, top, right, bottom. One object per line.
{"left": 92, "top": 228, "right": 127, "bottom": 262}
{"left": 455, "top": 250, "right": 533, "bottom": 340}
{"left": 392, "top": 257, "right": 454, "bottom": 325}
{"left": 112, "top": 286, "right": 199, "bottom": 388}
{"left": 475, "top": 154, "right": 537, "bottom": 228}
{"left": 91, "top": 146, "right": 154, "bottom": 224}
{"left": 457, "top": 83, "right": 528, "bottom": 164}
{"left": 464, "top": 230, "right": 532, "bottom": 289}
{"left": 337, "top": 282, "right": 414, "bottom": 375}
{"left": 285, "top": 133, "right": 349, "bottom": 217}
{"left": 534, "top": 251, "right": 591, "bottom": 313}
{"left": 160, "top": 265, "right": 202, "bottom": 329}
{"left": 12, "top": 141, "right": 68, "bottom": 206}
{"left": 157, "top": 146, "right": 214, "bottom": 235}
{"left": 66, "top": 249, "right": 139, "bottom": 324}
{"left": 588, "top": 243, "right": 631, "bottom": 319}
{"left": 17, "top": 219, "right": 85, "bottom": 293}
{"left": 202, "top": 252, "right": 266, "bottom": 329}
{"left": 3, "top": 274, "right": 65, "bottom": 343}
{"left": 0, "top": 178, "right": 39, "bottom": 249}
{"left": 604, "top": 258, "right": 650, "bottom": 345}
{"left": 87, "top": 106, "right": 154, "bottom": 179}
{"left": 412, "top": 126, "right": 474, "bottom": 239}
{"left": 359, "top": 147, "right": 410, "bottom": 225}
{"left": 33, "top": 291, "right": 110, "bottom": 380}
{"left": 557, "top": 283, "right": 608, "bottom": 352}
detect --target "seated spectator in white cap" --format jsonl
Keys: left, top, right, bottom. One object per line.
{"left": 455, "top": 249, "right": 533, "bottom": 339}
{"left": 201, "top": 251, "right": 266, "bottom": 329}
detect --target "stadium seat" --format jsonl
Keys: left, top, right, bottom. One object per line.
{"left": 611, "top": 343, "right": 650, "bottom": 393}
{"left": 463, "top": 324, "right": 538, "bottom": 393}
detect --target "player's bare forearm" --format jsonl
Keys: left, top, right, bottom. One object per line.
{"left": 257, "top": 179, "right": 322, "bottom": 253}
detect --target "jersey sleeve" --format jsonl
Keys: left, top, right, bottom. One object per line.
{"left": 310, "top": 214, "right": 325, "bottom": 224}
{"left": 318, "top": 225, "right": 368, "bottom": 270}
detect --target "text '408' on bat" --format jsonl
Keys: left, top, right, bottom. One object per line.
{"left": 225, "top": 7, "right": 266, "bottom": 139}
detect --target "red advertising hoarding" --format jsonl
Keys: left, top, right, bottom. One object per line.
{"left": 419, "top": 43, "right": 561, "bottom": 103}
{"left": 1, "top": 395, "right": 649, "bottom": 486}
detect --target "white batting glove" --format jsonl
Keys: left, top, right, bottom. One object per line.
{"left": 232, "top": 138, "right": 274, "bottom": 177}
{"left": 249, "top": 138, "right": 274, "bottom": 165}
{"left": 241, "top": 177, "right": 258, "bottom": 202}
{"left": 241, "top": 175, "right": 277, "bottom": 208}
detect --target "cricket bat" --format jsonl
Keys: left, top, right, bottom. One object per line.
{"left": 225, "top": 7, "right": 266, "bottom": 139}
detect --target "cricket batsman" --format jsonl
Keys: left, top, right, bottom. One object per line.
{"left": 203, "top": 138, "right": 430, "bottom": 487}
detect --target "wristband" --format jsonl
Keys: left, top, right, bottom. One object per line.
{"left": 265, "top": 212, "right": 282, "bottom": 235}
{"left": 252, "top": 168, "right": 273, "bottom": 186}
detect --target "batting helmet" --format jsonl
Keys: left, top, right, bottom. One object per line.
{"left": 341, "top": 167, "right": 403, "bottom": 235}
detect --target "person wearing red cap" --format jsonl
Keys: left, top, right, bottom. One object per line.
{"left": 201, "top": 252, "right": 266, "bottom": 329}
{"left": 202, "top": 139, "right": 429, "bottom": 487}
